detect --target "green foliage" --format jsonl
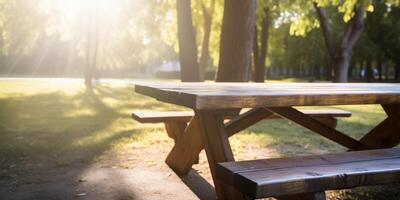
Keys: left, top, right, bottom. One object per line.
{"left": 290, "top": 0, "right": 376, "bottom": 36}
{"left": 0, "top": 0, "right": 398, "bottom": 79}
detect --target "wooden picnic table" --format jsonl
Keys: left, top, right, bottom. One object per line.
{"left": 134, "top": 82, "right": 400, "bottom": 200}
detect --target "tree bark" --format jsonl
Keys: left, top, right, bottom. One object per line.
{"left": 314, "top": 3, "right": 365, "bottom": 83}
{"left": 384, "top": 62, "right": 389, "bottom": 80}
{"left": 85, "top": 10, "right": 98, "bottom": 88}
{"left": 198, "top": 2, "right": 214, "bottom": 81}
{"left": 395, "top": 62, "right": 400, "bottom": 82}
{"left": 252, "top": 8, "right": 270, "bottom": 82}
{"left": 377, "top": 56, "right": 382, "bottom": 81}
{"left": 366, "top": 58, "right": 373, "bottom": 83}
{"left": 216, "top": 0, "right": 256, "bottom": 82}
{"left": 177, "top": 0, "right": 200, "bottom": 82}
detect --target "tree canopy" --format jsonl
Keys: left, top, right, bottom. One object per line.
{"left": 0, "top": 0, "right": 398, "bottom": 83}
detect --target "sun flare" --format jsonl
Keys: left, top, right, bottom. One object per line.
{"left": 41, "top": 0, "right": 124, "bottom": 22}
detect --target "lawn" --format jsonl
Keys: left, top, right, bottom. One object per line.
{"left": 0, "top": 79, "right": 399, "bottom": 200}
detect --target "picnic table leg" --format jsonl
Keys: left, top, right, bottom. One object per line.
{"left": 165, "top": 108, "right": 270, "bottom": 175}
{"left": 196, "top": 110, "right": 246, "bottom": 200}
{"left": 164, "top": 121, "right": 187, "bottom": 141}
{"left": 165, "top": 116, "right": 204, "bottom": 174}
{"left": 165, "top": 121, "right": 200, "bottom": 164}
{"left": 359, "top": 104, "right": 400, "bottom": 148}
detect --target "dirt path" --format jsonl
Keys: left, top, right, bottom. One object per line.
{"left": 1, "top": 159, "right": 208, "bottom": 200}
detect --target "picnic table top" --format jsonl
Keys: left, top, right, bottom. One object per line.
{"left": 134, "top": 82, "right": 400, "bottom": 109}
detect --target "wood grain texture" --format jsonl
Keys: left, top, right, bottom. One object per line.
{"left": 278, "top": 192, "right": 326, "bottom": 200}
{"left": 164, "top": 121, "right": 187, "bottom": 141}
{"left": 165, "top": 116, "right": 203, "bottom": 174}
{"left": 216, "top": 148, "right": 400, "bottom": 198}
{"left": 132, "top": 111, "right": 194, "bottom": 123}
{"left": 164, "top": 121, "right": 199, "bottom": 165}
{"left": 196, "top": 110, "right": 246, "bottom": 200}
{"left": 135, "top": 83, "right": 400, "bottom": 109}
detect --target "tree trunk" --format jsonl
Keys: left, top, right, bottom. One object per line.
{"left": 199, "top": 2, "right": 213, "bottom": 81}
{"left": 377, "top": 56, "right": 382, "bottom": 81}
{"left": 85, "top": 11, "right": 95, "bottom": 87}
{"left": 252, "top": 8, "right": 270, "bottom": 83}
{"left": 314, "top": 3, "right": 364, "bottom": 83}
{"left": 216, "top": 0, "right": 256, "bottom": 82}
{"left": 177, "top": 0, "right": 200, "bottom": 82}
{"left": 332, "top": 53, "right": 351, "bottom": 82}
{"left": 348, "top": 59, "right": 355, "bottom": 79}
{"left": 384, "top": 62, "right": 389, "bottom": 80}
{"left": 395, "top": 62, "right": 400, "bottom": 82}
{"left": 366, "top": 58, "right": 373, "bottom": 83}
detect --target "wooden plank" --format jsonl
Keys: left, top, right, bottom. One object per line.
{"left": 132, "top": 109, "right": 351, "bottom": 124}
{"left": 165, "top": 116, "right": 203, "bottom": 174}
{"left": 135, "top": 84, "right": 197, "bottom": 108}
{"left": 196, "top": 110, "right": 246, "bottom": 200}
{"left": 217, "top": 148, "right": 400, "bottom": 198}
{"left": 360, "top": 104, "right": 400, "bottom": 148}
{"left": 278, "top": 192, "right": 326, "bottom": 200}
{"left": 217, "top": 148, "right": 400, "bottom": 184}
{"left": 164, "top": 121, "right": 199, "bottom": 165}
{"left": 135, "top": 83, "right": 400, "bottom": 109}
{"left": 164, "top": 121, "right": 187, "bottom": 140}
{"left": 265, "top": 107, "right": 370, "bottom": 150}
{"left": 132, "top": 111, "right": 193, "bottom": 123}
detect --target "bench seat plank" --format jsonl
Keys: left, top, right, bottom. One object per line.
{"left": 217, "top": 148, "right": 400, "bottom": 199}
{"left": 132, "top": 111, "right": 194, "bottom": 123}
{"left": 132, "top": 109, "right": 351, "bottom": 123}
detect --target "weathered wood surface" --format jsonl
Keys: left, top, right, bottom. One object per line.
{"left": 165, "top": 116, "right": 203, "bottom": 174}
{"left": 164, "top": 122, "right": 187, "bottom": 141}
{"left": 216, "top": 148, "right": 400, "bottom": 199}
{"left": 196, "top": 110, "right": 246, "bottom": 200}
{"left": 132, "top": 109, "right": 351, "bottom": 123}
{"left": 132, "top": 111, "right": 194, "bottom": 123}
{"left": 135, "top": 83, "right": 400, "bottom": 109}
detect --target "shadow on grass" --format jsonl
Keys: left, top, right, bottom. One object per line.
{"left": 0, "top": 85, "right": 163, "bottom": 199}
{"left": 179, "top": 170, "right": 216, "bottom": 200}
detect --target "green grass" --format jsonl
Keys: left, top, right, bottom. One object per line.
{"left": 0, "top": 79, "right": 399, "bottom": 199}
{"left": 0, "top": 80, "right": 185, "bottom": 165}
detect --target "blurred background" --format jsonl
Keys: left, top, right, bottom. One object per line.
{"left": 0, "top": 0, "right": 398, "bottom": 84}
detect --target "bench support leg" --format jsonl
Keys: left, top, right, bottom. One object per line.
{"left": 196, "top": 110, "right": 245, "bottom": 200}
{"left": 165, "top": 121, "right": 200, "bottom": 165}
{"left": 165, "top": 108, "right": 269, "bottom": 175}
{"left": 164, "top": 121, "right": 187, "bottom": 140}
{"left": 314, "top": 117, "right": 337, "bottom": 128}
{"left": 360, "top": 104, "right": 400, "bottom": 148}
{"left": 165, "top": 116, "right": 203, "bottom": 174}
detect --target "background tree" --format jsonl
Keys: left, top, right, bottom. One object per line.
{"left": 176, "top": 0, "right": 200, "bottom": 82}
{"left": 252, "top": 5, "right": 271, "bottom": 82}
{"left": 197, "top": 0, "right": 216, "bottom": 81}
{"left": 216, "top": 0, "right": 256, "bottom": 82}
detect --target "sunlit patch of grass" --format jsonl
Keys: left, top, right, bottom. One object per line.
{"left": 64, "top": 108, "right": 97, "bottom": 117}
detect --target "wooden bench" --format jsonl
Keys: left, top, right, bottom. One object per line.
{"left": 132, "top": 109, "right": 351, "bottom": 128}
{"left": 216, "top": 148, "right": 400, "bottom": 200}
